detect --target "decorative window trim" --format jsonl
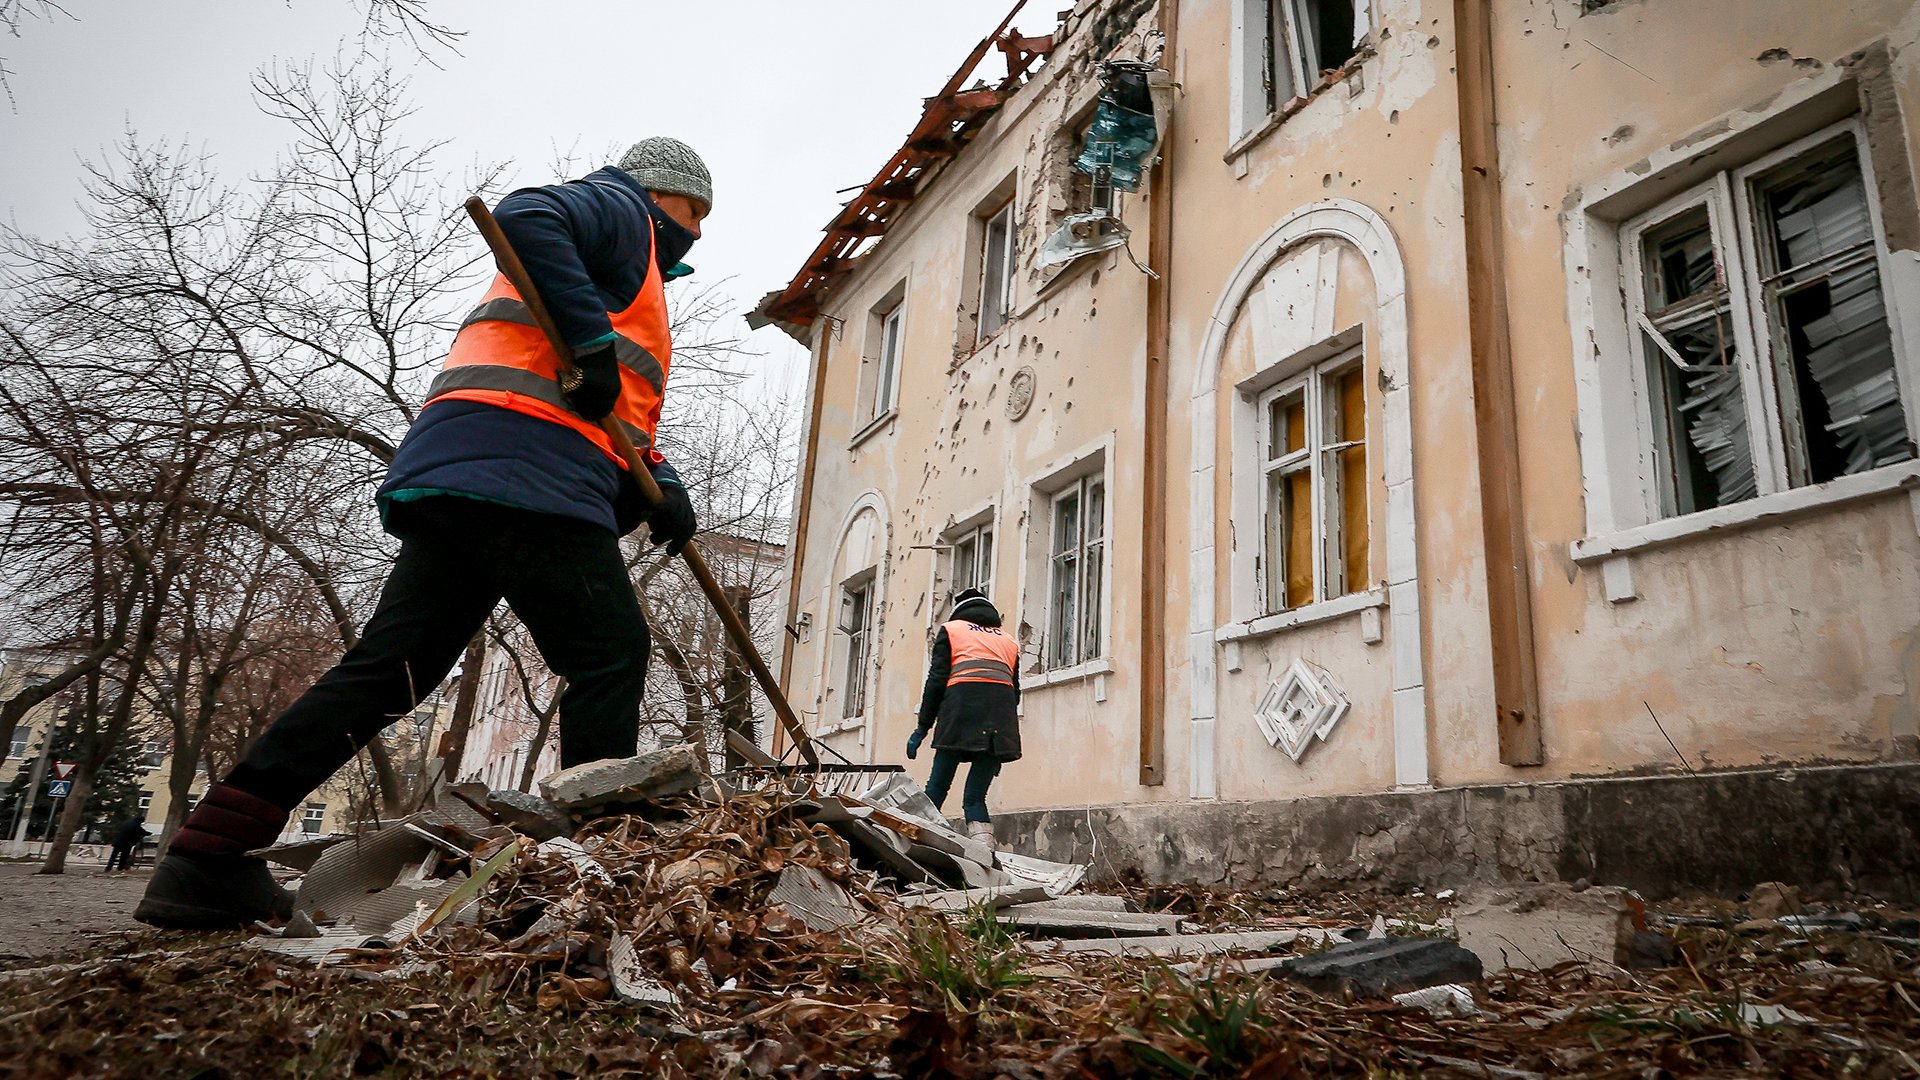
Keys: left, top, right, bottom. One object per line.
{"left": 848, "top": 408, "right": 898, "bottom": 449}
{"left": 1215, "top": 587, "right": 1385, "bottom": 645}
{"left": 1572, "top": 460, "right": 1920, "bottom": 566}
{"left": 1028, "top": 655, "right": 1115, "bottom": 690}
{"left": 807, "top": 490, "right": 893, "bottom": 757}
{"left": 1187, "top": 201, "right": 1426, "bottom": 796}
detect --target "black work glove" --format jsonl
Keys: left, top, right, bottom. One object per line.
{"left": 563, "top": 344, "right": 621, "bottom": 421}
{"left": 905, "top": 727, "right": 927, "bottom": 760}
{"left": 649, "top": 480, "right": 697, "bottom": 556}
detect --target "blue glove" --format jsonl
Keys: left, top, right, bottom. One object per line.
{"left": 905, "top": 727, "right": 927, "bottom": 760}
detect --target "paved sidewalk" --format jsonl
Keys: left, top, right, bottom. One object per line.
{"left": 0, "top": 862, "right": 148, "bottom": 960}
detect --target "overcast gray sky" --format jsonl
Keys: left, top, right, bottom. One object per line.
{"left": 0, "top": 0, "right": 1033, "bottom": 396}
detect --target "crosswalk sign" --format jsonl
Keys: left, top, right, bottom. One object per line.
{"left": 46, "top": 779, "right": 72, "bottom": 798}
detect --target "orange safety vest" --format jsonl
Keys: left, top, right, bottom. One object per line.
{"left": 426, "top": 218, "right": 671, "bottom": 469}
{"left": 944, "top": 620, "right": 1019, "bottom": 688}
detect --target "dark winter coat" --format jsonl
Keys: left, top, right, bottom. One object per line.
{"left": 916, "top": 602, "right": 1022, "bottom": 762}
{"left": 377, "top": 167, "right": 696, "bottom": 536}
{"left": 111, "top": 817, "right": 146, "bottom": 849}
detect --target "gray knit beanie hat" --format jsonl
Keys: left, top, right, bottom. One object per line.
{"left": 618, "top": 137, "right": 713, "bottom": 210}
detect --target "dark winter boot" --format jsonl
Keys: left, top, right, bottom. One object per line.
{"left": 134, "top": 783, "right": 295, "bottom": 930}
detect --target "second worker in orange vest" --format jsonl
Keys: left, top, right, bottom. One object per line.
{"left": 909, "top": 588, "right": 1023, "bottom": 847}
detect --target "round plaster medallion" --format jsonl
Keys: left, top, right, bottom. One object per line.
{"left": 1005, "top": 366, "right": 1037, "bottom": 420}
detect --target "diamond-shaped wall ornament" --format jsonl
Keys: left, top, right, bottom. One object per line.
{"left": 1252, "top": 660, "right": 1352, "bottom": 762}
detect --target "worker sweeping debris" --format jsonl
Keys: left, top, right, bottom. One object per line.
{"left": 135, "top": 138, "right": 714, "bottom": 930}
{"left": 908, "top": 588, "right": 1022, "bottom": 846}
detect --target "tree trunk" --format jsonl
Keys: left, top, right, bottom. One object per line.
{"left": 36, "top": 764, "right": 95, "bottom": 875}
{"left": 516, "top": 678, "right": 565, "bottom": 794}
{"left": 439, "top": 632, "right": 488, "bottom": 786}
{"left": 720, "top": 585, "right": 755, "bottom": 771}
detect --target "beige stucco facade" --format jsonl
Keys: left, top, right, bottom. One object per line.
{"left": 770, "top": 0, "right": 1920, "bottom": 821}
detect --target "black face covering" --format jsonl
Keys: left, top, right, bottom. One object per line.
{"left": 647, "top": 200, "right": 699, "bottom": 275}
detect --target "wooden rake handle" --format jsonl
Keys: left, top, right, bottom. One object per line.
{"left": 463, "top": 196, "right": 819, "bottom": 767}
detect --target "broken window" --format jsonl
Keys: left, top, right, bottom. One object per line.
{"left": 1046, "top": 473, "right": 1106, "bottom": 669}
{"left": 1258, "top": 348, "right": 1370, "bottom": 613}
{"left": 946, "top": 521, "right": 995, "bottom": 612}
{"left": 838, "top": 577, "right": 874, "bottom": 720}
{"left": 1264, "top": 0, "right": 1360, "bottom": 112}
{"left": 978, "top": 201, "right": 1015, "bottom": 341}
{"left": 1625, "top": 122, "right": 1912, "bottom": 520}
{"left": 858, "top": 286, "right": 906, "bottom": 430}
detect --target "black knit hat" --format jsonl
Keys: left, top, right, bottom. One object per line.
{"left": 950, "top": 588, "right": 994, "bottom": 620}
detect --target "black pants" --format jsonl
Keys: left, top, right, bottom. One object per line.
{"left": 227, "top": 498, "right": 650, "bottom": 810}
{"left": 105, "top": 842, "right": 138, "bottom": 872}
{"left": 924, "top": 749, "right": 1002, "bottom": 823}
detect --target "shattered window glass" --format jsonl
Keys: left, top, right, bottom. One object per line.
{"left": 1752, "top": 136, "right": 1912, "bottom": 484}
{"left": 1638, "top": 206, "right": 1757, "bottom": 515}
{"left": 1626, "top": 124, "right": 1913, "bottom": 524}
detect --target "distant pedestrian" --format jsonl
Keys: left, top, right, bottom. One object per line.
{"left": 105, "top": 815, "right": 146, "bottom": 873}
{"left": 907, "top": 588, "right": 1022, "bottom": 847}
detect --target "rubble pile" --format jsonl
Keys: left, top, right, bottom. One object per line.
{"left": 0, "top": 746, "right": 1916, "bottom": 1077}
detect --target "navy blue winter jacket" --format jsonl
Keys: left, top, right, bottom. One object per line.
{"left": 379, "top": 168, "right": 697, "bottom": 536}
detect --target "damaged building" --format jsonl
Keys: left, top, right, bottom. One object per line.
{"left": 753, "top": 0, "right": 1920, "bottom": 896}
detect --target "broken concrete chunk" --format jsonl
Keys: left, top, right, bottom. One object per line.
{"left": 1455, "top": 882, "right": 1640, "bottom": 974}
{"left": 1278, "top": 937, "right": 1484, "bottom": 998}
{"left": 538, "top": 744, "right": 704, "bottom": 810}
{"left": 1032, "top": 929, "right": 1303, "bottom": 959}
{"left": 486, "top": 789, "right": 574, "bottom": 841}
{"left": 1747, "top": 881, "right": 1802, "bottom": 920}
{"left": 768, "top": 865, "right": 868, "bottom": 933}
{"left": 997, "top": 908, "right": 1184, "bottom": 938}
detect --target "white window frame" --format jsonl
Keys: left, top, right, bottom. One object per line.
{"left": 947, "top": 521, "right": 995, "bottom": 609}
{"left": 978, "top": 201, "right": 1016, "bottom": 342}
{"left": 1255, "top": 345, "right": 1369, "bottom": 614}
{"left": 1619, "top": 119, "right": 1914, "bottom": 523}
{"left": 837, "top": 575, "right": 875, "bottom": 721}
{"left": 872, "top": 303, "right": 904, "bottom": 421}
{"left": 1231, "top": 0, "right": 1370, "bottom": 144}
{"left": 137, "top": 793, "right": 152, "bottom": 817}
{"left": 1044, "top": 473, "right": 1107, "bottom": 671}
{"left": 301, "top": 804, "right": 326, "bottom": 835}
{"left": 7, "top": 728, "right": 27, "bottom": 758}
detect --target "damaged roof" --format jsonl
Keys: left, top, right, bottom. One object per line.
{"left": 750, "top": 1, "right": 1057, "bottom": 335}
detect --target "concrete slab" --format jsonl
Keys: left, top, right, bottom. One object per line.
{"left": 538, "top": 744, "right": 704, "bottom": 810}
{"left": 1455, "top": 883, "right": 1638, "bottom": 973}
{"left": 998, "top": 908, "right": 1185, "bottom": 937}
{"left": 1029, "top": 929, "right": 1302, "bottom": 958}
{"left": 485, "top": 790, "right": 573, "bottom": 842}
